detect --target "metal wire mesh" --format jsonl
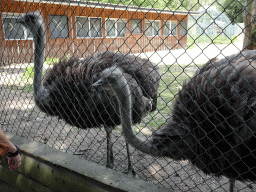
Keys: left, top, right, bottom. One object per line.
{"left": 1, "top": 0, "right": 256, "bottom": 191}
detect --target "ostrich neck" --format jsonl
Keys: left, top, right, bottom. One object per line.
{"left": 33, "top": 25, "right": 49, "bottom": 102}
{"left": 114, "top": 78, "right": 161, "bottom": 157}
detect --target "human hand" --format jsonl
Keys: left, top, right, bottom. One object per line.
{"left": 8, "top": 154, "right": 21, "bottom": 171}
{"left": 7, "top": 145, "right": 21, "bottom": 171}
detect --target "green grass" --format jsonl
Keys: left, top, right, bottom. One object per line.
{"left": 23, "top": 56, "right": 61, "bottom": 81}
{"left": 137, "top": 63, "right": 205, "bottom": 133}
{"left": 20, "top": 56, "right": 65, "bottom": 92}
{"left": 21, "top": 65, "right": 46, "bottom": 92}
{"left": 187, "top": 34, "right": 239, "bottom": 48}
{"left": 22, "top": 55, "right": 72, "bottom": 81}
{"left": 11, "top": 56, "right": 205, "bottom": 134}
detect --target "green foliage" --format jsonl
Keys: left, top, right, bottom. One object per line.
{"left": 89, "top": 0, "right": 245, "bottom": 24}
{"left": 45, "top": 54, "right": 72, "bottom": 66}
{"left": 23, "top": 66, "right": 34, "bottom": 80}
{"left": 218, "top": 0, "right": 244, "bottom": 23}
{"left": 87, "top": 0, "right": 213, "bottom": 11}
{"left": 45, "top": 54, "right": 72, "bottom": 65}
{"left": 79, "top": 0, "right": 247, "bottom": 15}
{"left": 45, "top": 57, "right": 60, "bottom": 65}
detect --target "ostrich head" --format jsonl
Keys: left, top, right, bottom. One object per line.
{"left": 93, "top": 66, "right": 153, "bottom": 111}
{"left": 17, "top": 12, "right": 43, "bottom": 36}
{"left": 92, "top": 66, "right": 125, "bottom": 91}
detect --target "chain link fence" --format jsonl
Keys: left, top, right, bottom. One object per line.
{"left": 1, "top": 0, "right": 256, "bottom": 191}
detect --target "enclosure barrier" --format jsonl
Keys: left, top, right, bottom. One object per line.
{"left": 1, "top": 0, "right": 256, "bottom": 191}
{"left": 0, "top": 133, "right": 169, "bottom": 192}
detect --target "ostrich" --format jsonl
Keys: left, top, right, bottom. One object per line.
{"left": 17, "top": 12, "right": 160, "bottom": 174}
{"left": 93, "top": 52, "right": 256, "bottom": 192}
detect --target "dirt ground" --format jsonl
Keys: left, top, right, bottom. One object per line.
{"left": 1, "top": 54, "right": 256, "bottom": 191}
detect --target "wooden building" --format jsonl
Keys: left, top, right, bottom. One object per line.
{"left": 0, "top": 0, "right": 197, "bottom": 63}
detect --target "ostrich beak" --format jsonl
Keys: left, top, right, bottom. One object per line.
{"left": 16, "top": 15, "right": 25, "bottom": 24}
{"left": 92, "top": 79, "right": 103, "bottom": 87}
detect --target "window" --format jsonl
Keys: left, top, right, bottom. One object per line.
{"left": 2, "top": 15, "right": 32, "bottom": 40}
{"left": 117, "top": 19, "right": 126, "bottom": 37}
{"left": 131, "top": 19, "right": 142, "bottom": 34}
{"left": 180, "top": 21, "right": 187, "bottom": 36}
{"left": 106, "top": 19, "right": 115, "bottom": 37}
{"left": 76, "top": 17, "right": 102, "bottom": 38}
{"left": 76, "top": 17, "right": 89, "bottom": 37}
{"left": 164, "top": 20, "right": 177, "bottom": 36}
{"left": 49, "top": 15, "right": 69, "bottom": 38}
{"left": 106, "top": 19, "right": 127, "bottom": 37}
{"left": 90, "top": 18, "right": 102, "bottom": 37}
{"left": 145, "top": 20, "right": 160, "bottom": 36}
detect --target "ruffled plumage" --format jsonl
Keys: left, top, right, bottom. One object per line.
{"left": 153, "top": 50, "right": 256, "bottom": 181}
{"left": 42, "top": 51, "right": 160, "bottom": 128}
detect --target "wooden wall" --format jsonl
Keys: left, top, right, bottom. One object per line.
{"left": 1, "top": 0, "right": 188, "bottom": 64}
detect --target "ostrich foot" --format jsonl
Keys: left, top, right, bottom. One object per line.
{"left": 124, "top": 166, "right": 136, "bottom": 177}
{"left": 106, "top": 162, "right": 114, "bottom": 169}
{"left": 125, "top": 142, "right": 136, "bottom": 177}
{"left": 105, "top": 149, "right": 114, "bottom": 169}
{"left": 229, "top": 179, "right": 235, "bottom": 192}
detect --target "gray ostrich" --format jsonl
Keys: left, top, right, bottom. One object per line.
{"left": 93, "top": 52, "right": 256, "bottom": 192}
{"left": 17, "top": 12, "right": 160, "bottom": 174}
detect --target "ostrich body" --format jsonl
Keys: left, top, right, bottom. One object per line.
{"left": 17, "top": 12, "right": 160, "bottom": 173}
{"left": 94, "top": 51, "right": 256, "bottom": 191}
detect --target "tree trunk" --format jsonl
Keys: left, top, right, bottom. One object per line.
{"left": 243, "top": 0, "right": 256, "bottom": 50}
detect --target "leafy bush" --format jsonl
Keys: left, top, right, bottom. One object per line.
{"left": 45, "top": 57, "right": 60, "bottom": 65}
{"left": 44, "top": 54, "right": 72, "bottom": 65}
{"left": 23, "top": 65, "right": 34, "bottom": 80}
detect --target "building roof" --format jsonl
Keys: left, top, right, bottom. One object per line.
{"left": 17, "top": 0, "right": 199, "bottom": 15}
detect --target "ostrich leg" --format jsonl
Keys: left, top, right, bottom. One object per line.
{"left": 229, "top": 179, "right": 235, "bottom": 192}
{"left": 125, "top": 142, "right": 136, "bottom": 176}
{"left": 104, "top": 126, "right": 114, "bottom": 169}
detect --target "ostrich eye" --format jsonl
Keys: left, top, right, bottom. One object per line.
{"left": 26, "top": 16, "right": 35, "bottom": 23}
{"left": 108, "top": 75, "right": 117, "bottom": 81}
{"left": 24, "top": 17, "right": 30, "bottom": 23}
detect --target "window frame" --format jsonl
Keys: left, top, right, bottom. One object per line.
{"left": 2, "top": 13, "right": 33, "bottom": 40}
{"left": 164, "top": 20, "right": 178, "bottom": 36}
{"left": 180, "top": 21, "right": 187, "bottom": 36}
{"left": 105, "top": 18, "right": 127, "bottom": 38}
{"left": 145, "top": 20, "right": 160, "bottom": 37}
{"left": 76, "top": 16, "right": 103, "bottom": 38}
{"left": 49, "top": 15, "right": 69, "bottom": 39}
{"left": 131, "top": 19, "right": 142, "bottom": 34}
